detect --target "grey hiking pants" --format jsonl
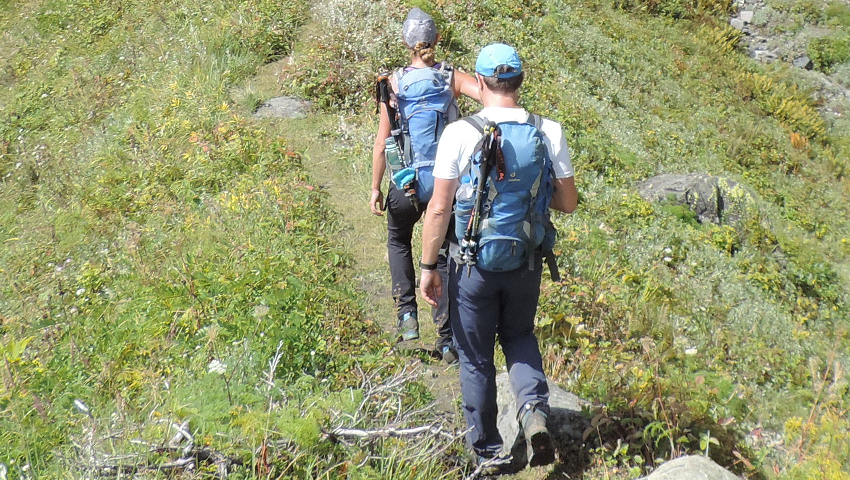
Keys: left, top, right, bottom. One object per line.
{"left": 386, "top": 184, "right": 451, "bottom": 348}
{"left": 448, "top": 255, "right": 550, "bottom": 456}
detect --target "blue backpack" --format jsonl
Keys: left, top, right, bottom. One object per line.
{"left": 393, "top": 64, "right": 458, "bottom": 203}
{"left": 454, "top": 114, "right": 557, "bottom": 273}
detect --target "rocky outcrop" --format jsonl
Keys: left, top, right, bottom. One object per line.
{"left": 640, "top": 455, "right": 742, "bottom": 480}
{"left": 636, "top": 174, "right": 756, "bottom": 226}
{"left": 728, "top": 0, "right": 850, "bottom": 118}
{"left": 495, "top": 372, "right": 588, "bottom": 471}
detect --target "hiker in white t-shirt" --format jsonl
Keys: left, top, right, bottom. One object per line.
{"left": 419, "top": 43, "right": 577, "bottom": 474}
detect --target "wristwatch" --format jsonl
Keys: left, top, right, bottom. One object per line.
{"left": 420, "top": 261, "right": 438, "bottom": 271}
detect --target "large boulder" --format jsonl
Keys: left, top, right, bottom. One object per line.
{"left": 636, "top": 174, "right": 755, "bottom": 226}
{"left": 640, "top": 455, "right": 741, "bottom": 480}
{"left": 495, "top": 372, "right": 588, "bottom": 471}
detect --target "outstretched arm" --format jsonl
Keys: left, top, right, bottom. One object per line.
{"left": 453, "top": 70, "right": 481, "bottom": 103}
{"left": 370, "top": 102, "right": 392, "bottom": 215}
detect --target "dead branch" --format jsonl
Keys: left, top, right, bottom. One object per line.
{"left": 325, "top": 424, "right": 457, "bottom": 442}
{"left": 87, "top": 447, "right": 241, "bottom": 478}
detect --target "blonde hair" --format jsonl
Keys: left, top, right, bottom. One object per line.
{"left": 412, "top": 41, "right": 436, "bottom": 65}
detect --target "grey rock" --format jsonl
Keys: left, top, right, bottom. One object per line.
{"left": 636, "top": 174, "right": 756, "bottom": 226}
{"left": 495, "top": 372, "right": 588, "bottom": 471}
{"left": 793, "top": 55, "right": 813, "bottom": 70}
{"left": 740, "top": 10, "right": 755, "bottom": 23}
{"left": 640, "top": 455, "right": 742, "bottom": 480}
{"left": 730, "top": 18, "right": 746, "bottom": 30}
{"left": 254, "top": 96, "right": 312, "bottom": 119}
{"left": 753, "top": 49, "right": 779, "bottom": 62}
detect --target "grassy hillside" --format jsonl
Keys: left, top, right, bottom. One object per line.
{"left": 1, "top": 0, "right": 849, "bottom": 478}
{"left": 288, "top": 0, "right": 850, "bottom": 476}
{"left": 0, "top": 0, "right": 401, "bottom": 477}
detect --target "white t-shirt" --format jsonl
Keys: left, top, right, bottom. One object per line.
{"left": 433, "top": 107, "right": 574, "bottom": 181}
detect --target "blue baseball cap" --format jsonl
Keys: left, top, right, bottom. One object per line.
{"left": 475, "top": 43, "right": 522, "bottom": 79}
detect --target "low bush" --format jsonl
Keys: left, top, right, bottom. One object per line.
{"left": 807, "top": 32, "right": 850, "bottom": 73}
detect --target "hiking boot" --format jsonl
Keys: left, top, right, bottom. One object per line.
{"left": 475, "top": 452, "right": 514, "bottom": 476}
{"left": 519, "top": 402, "right": 555, "bottom": 467}
{"left": 440, "top": 345, "right": 458, "bottom": 365}
{"left": 396, "top": 312, "right": 419, "bottom": 342}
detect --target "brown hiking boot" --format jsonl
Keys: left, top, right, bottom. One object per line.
{"left": 519, "top": 402, "right": 555, "bottom": 467}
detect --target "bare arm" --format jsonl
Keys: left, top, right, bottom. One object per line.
{"left": 370, "top": 102, "right": 392, "bottom": 215}
{"left": 550, "top": 176, "right": 577, "bottom": 213}
{"left": 453, "top": 70, "right": 481, "bottom": 103}
{"left": 420, "top": 177, "right": 458, "bottom": 306}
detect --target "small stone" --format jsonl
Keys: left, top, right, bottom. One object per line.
{"left": 793, "top": 55, "right": 813, "bottom": 70}
{"left": 254, "top": 96, "right": 312, "bottom": 119}
{"left": 754, "top": 49, "right": 778, "bottom": 62}
{"left": 740, "top": 10, "right": 755, "bottom": 23}
{"left": 730, "top": 18, "right": 745, "bottom": 30}
{"left": 640, "top": 456, "right": 741, "bottom": 480}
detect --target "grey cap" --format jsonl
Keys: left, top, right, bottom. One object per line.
{"left": 402, "top": 8, "right": 437, "bottom": 47}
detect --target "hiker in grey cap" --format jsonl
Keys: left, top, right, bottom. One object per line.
{"left": 402, "top": 8, "right": 438, "bottom": 47}
{"left": 370, "top": 8, "right": 480, "bottom": 364}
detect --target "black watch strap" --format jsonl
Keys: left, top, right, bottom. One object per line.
{"left": 420, "top": 261, "right": 438, "bottom": 271}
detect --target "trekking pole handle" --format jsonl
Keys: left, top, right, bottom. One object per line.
{"left": 461, "top": 121, "right": 500, "bottom": 270}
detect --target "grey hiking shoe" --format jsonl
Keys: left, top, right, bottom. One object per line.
{"left": 440, "top": 345, "right": 458, "bottom": 364}
{"left": 519, "top": 402, "right": 555, "bottom": 467}
{"left": 396, "top": 312, "right": 419, "bottom": 342}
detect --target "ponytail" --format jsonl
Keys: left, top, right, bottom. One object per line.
{"left": 412, "top": 41, "right": 436, "bottom": 65}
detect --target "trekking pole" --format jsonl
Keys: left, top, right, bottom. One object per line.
{"left": 460, "top": 121, "right": 500, "bottom": 276}
{"left": 376, "top": 75, "right": 405, "bottom": 156}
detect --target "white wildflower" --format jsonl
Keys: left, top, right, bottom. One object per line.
{"left": 684, "top": 347, "right": 698, "bottom": 356}
{"left": 73, "top": 399, "right": 91, "bottom": 416}
{"left": 75, "top": 288, "right": 85, "bottom": 296}
{"left": 208, "top": 359, "right": 227, "bottom": 375}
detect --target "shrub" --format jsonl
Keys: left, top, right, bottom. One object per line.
{"left": 824, "top": 1, "right": 850, "bottom": 27}
{"left": 807, "top": 33, "right": 850, "bottom": 73}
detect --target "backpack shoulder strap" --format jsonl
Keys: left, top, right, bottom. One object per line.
{"left": 391, "top": 68, "right": 406, "bottom": 93}
{"left": 439, "top": 62, "right": 454, "bottom": 84}
{"left": 461, "top": 114, "right": 487, "bottom": 134}
{"left": 527, "top": 113, "right": 543, "bottom": 130}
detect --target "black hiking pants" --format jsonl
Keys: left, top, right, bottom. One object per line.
{"left": 386, "top": 184, "right": 452, "bottom": 348}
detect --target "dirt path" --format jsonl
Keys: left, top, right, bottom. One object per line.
{"left": 231, "top": 58, "right": 462, "bottom": 416}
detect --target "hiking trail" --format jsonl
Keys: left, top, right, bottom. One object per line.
{"left": 231, "top": 58, "right": 463, "bottom": 416}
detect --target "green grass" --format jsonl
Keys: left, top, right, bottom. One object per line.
{"left": 3, "top": 0, "right": 850, "bottom": 477}
{"left": 291, "top": 0, "right": 850, "bottom": 476}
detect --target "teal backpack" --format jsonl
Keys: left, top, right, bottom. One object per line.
{"left": 393, "top": 64, "right": 458, "bottom": 203}
{"left": 454, "top": 114, "right": 557, "bottom": 274}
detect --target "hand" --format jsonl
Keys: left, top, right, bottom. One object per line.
{"left": 370, "top": 189, "right": 384, "bottom": 216}
{"left": 420, "top": 269, "right": 442, "bottom": 308}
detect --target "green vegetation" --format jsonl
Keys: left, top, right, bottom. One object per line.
{"left": 808, "top": 32, "right": 850, "bottom": 73}
{"left": 2, "top": 0, "right": 850, "bottom": 478}
{"left": 291, "top": 0, "right": 850, "bottom": 477}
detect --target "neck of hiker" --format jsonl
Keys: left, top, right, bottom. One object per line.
{"left": 478, "top": 83, "right": 520, "bottom": 109}
{"left": 409, "top": 52, "right": 436, "bottom": 69}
